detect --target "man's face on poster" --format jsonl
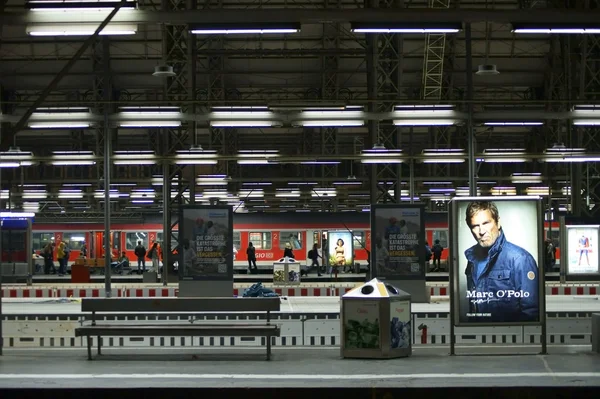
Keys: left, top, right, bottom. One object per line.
{"left": 468, "top": 209, "right": 501, "bottom": 249}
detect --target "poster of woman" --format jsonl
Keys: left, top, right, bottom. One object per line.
{"left": 566, "top": 226, "right": 599, "bottom": 275}
{"left": 327, "top": 231, "right": 354, "bottom": 268}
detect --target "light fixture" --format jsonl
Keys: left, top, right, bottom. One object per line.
{"left": 210, "top": 121, "right": 281, "bottom": 128}
{"left": 25, "top": 0, "right": 137, "bottom": 11}
{"left": 26, "top": 24, "right": 138, "bottom": 36}
{"left": 28, "top": 122, "right": 91, "bottom": 129}
{"left": 190, "top": 23, "right": 300, "bottom": 35}
{"left": 292, "top": 110, "right": 365, "bottom": 127}
{"left": 51, "top": 150, "right": 96, "bottom": 166}
{"left": 572, "top": 120, "right": 600, "bottom": 126}
{"left": 477, "top": 148, "right": 529, "bottom": 163}
{"left": 392, "top": 104, "right": 459, "bottom": 126}
{"left": 420, "top": 149, "right": 465, "bottom": 163}
{"left": 476, "top": 64, "right": 500, "bottom": 75}
{"left": 0, "top": 147, "right": 34, "bottom": 167}
{"left": 511, "top": 172, "right": 543, "bottom": 184}
{"left": 152, "top": 65, "right": 176, "bottom": 77}
{"left": 175, "top": 146, "right": 218, "bottom": 165}
{"left": 113, "top": 150, "right": 157, "bottom": 165}
{"left": 484, "top": 122, "right": 543, "bottom": 126}
{"left": 511, "top": 24, "right": 600, "bottom": 34}
{"left": 117, "top": 106, "right": 182, "bottom": 127}
{"left": 360, "top": 147, "right": 403, "bottom": 164}
{"left": 351, "top": 22, "right": 461, "bottom": 33}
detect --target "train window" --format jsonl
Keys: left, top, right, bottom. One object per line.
{"left": 126, "top": 232, "right": 149, "bottom": 250}
{"left": 352, "top": 231, "right": 365, "bottom": 250}
{"left": 249, "top": 232, "right": 271, "bottom": 250}
{"left": 279, "top": 232, "right": 302, "bottom": 250}
{"left": 156, "top": 232, "right": 178, "bottom": 251}
{"left": 32, "top": 233, "right": 54, "bottom": 251}
{"left": 62, "top": 232, "right": 86, "bottom": 250}
{"left": 432, "top": 230, "right": 448, "bottom": 248}
{"left": 233, "top": 231, "right": 241, "bottom": 250}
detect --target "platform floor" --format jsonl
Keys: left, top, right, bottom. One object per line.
{"left": 2, "top": 295, "right": 599, "bottom": 315}
{"left": 0, "top": 345, "right": 599, "bottom": 389}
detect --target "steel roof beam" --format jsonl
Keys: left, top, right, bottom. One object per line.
{"left": 3, "top": 8, "right": 600, "bottom": 25}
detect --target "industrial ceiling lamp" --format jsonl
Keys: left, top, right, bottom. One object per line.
{"left": 476, "top": 22, "right": 499, "bottom": 76}
{"left": 153, "top": 65, "right": 176, "bottom": 77}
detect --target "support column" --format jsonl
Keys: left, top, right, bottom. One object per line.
{"left": 575, "top": 33, "right": 600, "bottom": 216}
{"left": 465, "top": 24, "right": 476, "bottom": 196}
{"left": 365, "top": 0, "right": 405, "bottom": 205}
{"left": 162, "top": 0, "right": 193, "bottom": 275}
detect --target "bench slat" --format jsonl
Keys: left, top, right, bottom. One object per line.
{"left": 75, "top": 325, "right": 280, "bottom": 337}
{"left": 81, "top": 297, "right": 281, "bottom": 313}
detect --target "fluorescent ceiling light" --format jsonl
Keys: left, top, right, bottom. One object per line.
{"left": 0, "top": 212, "right": 35, "bottom": 218}
{"left": 33, "top": 107, "right": 90, "bottom": 114}
{"left": 294, "top": 120, "right": 364, "bottom": 127}
{"left": 28, "top": 122, "right": 90, "bottom": 129}
{"left": 118, "top": 106, "right": 181, "bottom": 116}
{"left": 393, "top": 119, "right": 458, "bottom": 126}
{"left": 118, "top": 121, "right": 181, "bottom": 128}
{"left": 351, "top": 22, "right": 461, "bottom": 33}
{"left": 361, "top": 159, "right": 403, "bottom": 164}
{"left": 511, "top": 24, "right": 600, "bottom": 34}
{"left": 573, "top": 120, "right": 600, "bottom": 126}
{"left": 237, "top": 160, "right": 271, "bottom": 165}
{"left": 484, "top": 122, "right": 543, "bottom": 126}
{"left": 190, "top": 23, "right": 300, "bottom": 34}
{"left": 210, "top": 121, "right": 280, "bottom": 128}
{"left": 26, "top": 0, "right": 137, "bottom": 10}
{"left": 51, "top": 161, "right": 96, "bottom": 166}
{"left": 113, "top": 150, "right": 156, "bottom": 165}
{"left": 477, "top": 157, "right": 529, "bottom": 163}
{"left": 26, "top": 24, "right": 138, "bottom": 36}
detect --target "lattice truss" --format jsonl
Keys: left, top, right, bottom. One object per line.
{"left": 423, "top": 0, "right": 453, "bottom": 186}
{"left": 321, "top": 16, "right": 340, "bottom": 181}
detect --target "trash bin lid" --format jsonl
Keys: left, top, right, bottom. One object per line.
{"left": 343, "top": 278, "right": 411, "bottom": 299}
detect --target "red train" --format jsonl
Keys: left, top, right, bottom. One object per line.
{"left": 29, "top": 212, "right": 562, "bottom": 271}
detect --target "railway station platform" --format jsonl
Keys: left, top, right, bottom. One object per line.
{"left": 1, "top": 296, "right": 599, "bottom": 397}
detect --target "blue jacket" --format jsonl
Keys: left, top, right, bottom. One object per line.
{"left": 464, "top": 230, "right": 539, "bottom": 322}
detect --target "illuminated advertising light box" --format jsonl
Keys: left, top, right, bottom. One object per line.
{"left": 566, "top": 226, "right": 600, "bottom": 275}
{"left": 450, "top": 197, "right": 545, "bottom": 326}
{"left": 371, "top": 204, "right": 426, "bottom": 279}
{"left": 328, "top": 230, "right": 354, "bottom": 269}
{"left": 178, "top": 205, "right": 234, "bottom": 281}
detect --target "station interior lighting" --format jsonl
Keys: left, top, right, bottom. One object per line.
{"left": 113, "top": 150, "right": 157, "bottom": 165}
{"left": 174, "top": 147, "right": 218, "bottom": 165}
{"left": 189, "top": 23, "right": 300, "bottom": 35}
{"left": 421, "top": 149, "right": 466, "bottom": 163}
{"left": 50, "top": 150, "right": 96, "bottom": 166}
{"left": 26, "top": 23, "right": 138, "bottom": 36}
{"left": 511, "top": 23, "right": 600, "bottom": 34}
{"left": 350, "top": 22, "right": 462, "bottom": 33}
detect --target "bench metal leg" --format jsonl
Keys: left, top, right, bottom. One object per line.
{"left": 86, "top": 336, "right": 92, "bottom": 360}
{"left": 97, "top": 336, "right": 101, "bottom": 355}
{"left": 266, "top": 335, "right": 271, "bottom": 361}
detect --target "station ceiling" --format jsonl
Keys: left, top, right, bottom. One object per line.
{"left": 1, "top": 0, "right": 600, "bottom": 218}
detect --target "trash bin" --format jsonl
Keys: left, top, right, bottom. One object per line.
{"left": 341, "top": 278, "right": 412, "bottom": 359}
{"left": 272, "top": 257, "right": 301, "bottom": 285}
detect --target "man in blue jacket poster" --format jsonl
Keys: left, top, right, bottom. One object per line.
{"left": 463, "top": 200, "right": 539, "bottom": 323}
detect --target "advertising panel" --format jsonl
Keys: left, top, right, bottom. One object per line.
{"left": 566, "top": 226, "right": 599, "bottom": 275}
{"left": 343, "top": 300, "right": 381, "bottom": 349}
{"left": 178, "top": 205, "right": 233, "bottom": 281}
{"left": 328, "top": 231, "right": 354, "bottom": 269}
{"left": 371, "top": 205, "right": 425, "bottom": 279}
{"left": 451, "top": 197, "right": 543, "bottom": 326}
{"left": 390, "top": 300, "right": 411, "bottom": 350}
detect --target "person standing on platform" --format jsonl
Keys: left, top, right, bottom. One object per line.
{"left": 283, "top": 242, "right": 295, "bottom": 259}
{"left": 308, "top": 244, "right": 323, "bottom": 276}
{"left": 431, "top": 239, "right": 444, "bottom": 272}
{"left": 56, "top": 241, "right": 67, "bottom": 276}
{"left": 134, "top": 240, "right": 147, "bottom": 274}
{"left": 246, "top": 242, "right": 258, "bottom": 274}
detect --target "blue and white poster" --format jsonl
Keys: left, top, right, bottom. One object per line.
{"left": 371, "top": 205, "right": 425, "bottom": 279}
{"left": 179, "top": 205, "right": 233, "bottom": 281}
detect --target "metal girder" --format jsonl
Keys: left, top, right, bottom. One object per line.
{"left": 320, "top": 14, "right": 340, "bottom": 181}
{"left": 423, "top": 0, "right": 452, "bottom": 184}
{"left": 5, "top": 8, "right": 600, "bottom": 25}
{"left": 368, "top": 0, "right": 404, "bottom": 204}
{"left": 575, "top": 32, "right": 600, "bottom": 217}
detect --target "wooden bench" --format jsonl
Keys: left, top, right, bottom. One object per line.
{"left": 74, "top": 297, "right": 281, "bottom": 360}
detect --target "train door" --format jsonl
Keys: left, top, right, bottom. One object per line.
{"left": 91, "top": 231, "right": 117, "bottom": 258}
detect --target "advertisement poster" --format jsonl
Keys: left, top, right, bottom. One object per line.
{"left": 371, "top": 205, "right": 425, "bottom": 279}
{"left": 566, "top": 226, "right": 599, "bottom": 275}
{"left": 178, "top": 205, "right": 233, "bottom": 281}
{"left": 390, "top": 300, "right": 411, "bottom": 350}
{"left": 451, "top": 197, "right": 542, "bottom": 325}
{"left": 343, "top": 301, "right": 381, "bottom": 349}
{"left": 328, "top": 231, "right": 354, "bottom": 269}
